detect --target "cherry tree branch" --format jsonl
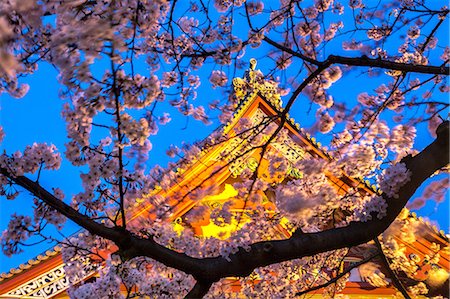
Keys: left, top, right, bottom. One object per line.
{"left": 419, "top": 10, "right": 449, "bottom": 53}
{"left": 2, "top": 120, "right": 448, "bottom": 297}
{"left": 0, "top": 168, "right": 123, "bottom": 243}
{"left": 111, "top": 47, "right": 127, "bottom": 228}
{"left": 263, "top": 36, "right": 321, "bottom": 66}
{"left": 374, "top": 238, "right": 412, "bottom": 299}
{"left": 263, "top": 37, "right": 449, "bottom": 75}
{"left": 2, "top": 117, "right": 447, "bottom": 299}
{"left": 121, "top": 122, "right": 450, "bottom": 288}
{"left": 326, "top": 55, "right": 449, "bottom": 75}
{"left": 0, "top": 168, "right": 206, "bottom": 278}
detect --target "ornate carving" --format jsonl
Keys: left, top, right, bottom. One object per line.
{"left": 2, "top": 264, "right": 68, "bottom": 299}
{"left": 271, "top": 138, "right": 306, "bottom": 165}
{"left": 229, "top": 155, "right": 247, "bottom": 177}
{"left": 232, "top": 58, "right": 282, "bottom": 108}
{"left": 1, "top": 258, "right": 96, "bottom": 299}
{"left": 223, "top": 108, "right": 307, "bottom": 178}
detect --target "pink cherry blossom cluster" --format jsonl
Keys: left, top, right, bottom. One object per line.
{"left": 233, "top": 179, "right": 267, "bottom": 204}
{"left": 62, "top": 101, "right": 94, "bottom": 148}
{"left": 247, "top": 1, "right": 264, "bottom": 15}
{"left": 119, "top": 113, "right": 152, "bottom": 146}
{"left": 337, "top": 143, "right": 380, "bottom": 178}
{"left": 303, "top": 74, "right": 337, "bottom": 108}
{"left": 317, "top": 112, "right": 335, "bottom": 133}
{"left": 367, "top": 26, "right": 391, "bottom": 41}
{"left": 33, "top": 193, "right": 66, "bottom": 230}
{"left": 225, "top": 249, "right": 349, "bottom": 297}
{"left": 0, "top": 143, "right": 61, "bottom": 177}
{"left": 378, "top": 162, "right": 411, "bottom": 198}
{"left": 161, "top": 71, "right": 179, "bottom": 88}
{"left": 324, "top": 21, "right": 344, "bottom": 41}
{"left": 352, "top": 195, "right": 388, "bottom": 222}
{"left": 1, "top": 214, "right": 32, "bottom": 256}
{"left": 209, "top": 70, "right": 228, "bottom": 89}
{"left": 389, "top": 124, "right": 416, "bottom": 157}
{"left": 120, "top": 74, "right": 161, "bottom": 110}
{"left": 274, "top": 158, "right": 339, "bottom": 227}
{"left": 210, "top": 201, "right": 234, "bottom": 226}
{"left": 70, "top": 263, "right": 123, "bottom": 299}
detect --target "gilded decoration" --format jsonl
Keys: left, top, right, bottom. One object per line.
{"left": 232, "top": 58, "right": 282, "bottom": 109}
{"left": 1, "top": 61, "right": 449, "bottom": 299}
{"left": 225, "top": 108, "right": 306, "bottom": 179}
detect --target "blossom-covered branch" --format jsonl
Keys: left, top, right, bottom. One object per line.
{"left": 326, "top": 55, "right": 449, "bottom": 75}
{"left": 0, "top": 167, "right": 206, "bottom": 278}
{"left": 374, "top": 238, "right": 411, "bottom": 299}
{"left": 1, "top": 1, "right": 449, "bottom": 298}
{"left": 1, "top": 120, "right": 447, "bottom": 297}
{"left": 263, "top": 37, "right": 449, "bottom": 75}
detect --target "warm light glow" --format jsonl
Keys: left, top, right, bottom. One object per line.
{"left": 201, "top": 217, "right": 249, "bottom": 239}
{"left": 202, "top": 183, "right": 238, "bottom": 202}
{"left": 200, "top": 184, "right": 247, "bottom": 239}
{"left": 426, "top": 268, "right": 450, "bottom": 287}
{"left": 172, "top": 184, "right": 243, "bottom": 238}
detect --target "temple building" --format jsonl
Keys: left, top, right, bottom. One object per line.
{"left": 0, "top": 61, "right": 448, "bottom": 298}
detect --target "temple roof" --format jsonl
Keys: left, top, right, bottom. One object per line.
{"left": 1, "top": 60, "right": 448, "bottom": 298}
{"left": 0, "top": 246, "right": 61, "bottom": 282}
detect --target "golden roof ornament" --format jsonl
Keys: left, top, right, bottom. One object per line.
{"left": 232, "top": 58, "right": 282, "bottom": 109}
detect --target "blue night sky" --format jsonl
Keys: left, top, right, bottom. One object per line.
{"left": 1, "top": 60, "right": 448, "bottom": 274}
{"left": 0, "top": 1, "right": 449, "bottom": 274}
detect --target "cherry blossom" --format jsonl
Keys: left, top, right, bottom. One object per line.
{"left": 209, "top": 70, "right": 228, "bottom": 88}
{"left": 379, "top": 163, "right": 411, "bottom": 198}
{"left": 0, "top": 1, "right": 448, "bottom": 298}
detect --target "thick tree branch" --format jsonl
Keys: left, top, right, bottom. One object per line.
{"left": 2, "top": 120, "right": 447, "bottom": 297}
{"left": 0, "top": 168, "right": 123, "bottom": 243}
{"left": 327, "top": 55, "right": 449, "bottom": 75}
{"left": 263, "top": 36, "right": 449, "bottom": 75}
{"left": 0, "top": 168, "right": 206, "bottom": 277}
{"left": 374, "top": 238, "right": 412, "bottom": 299}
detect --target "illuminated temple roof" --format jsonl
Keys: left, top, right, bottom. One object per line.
{"left": 1, "top": 60, "right": 448, "bottom": 298}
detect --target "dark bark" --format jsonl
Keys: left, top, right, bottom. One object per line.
{"left": 374, "top": 238, "right": 411, "bottom": 299}
{"left": 327, "top": 55, "right": 449, "bottom": 75}
{"left": 263, "top": 36, "right": 450, "bottom": 76}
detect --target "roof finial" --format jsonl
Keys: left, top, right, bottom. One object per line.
{"left": 232, "top": 58, "right": 282, "bottom": 109}
{"left": 249, "top": 58, "right": 257, "bottom": 71}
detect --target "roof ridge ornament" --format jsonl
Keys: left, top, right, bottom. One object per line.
{"left": 232, "top": 58, "right": 282, "bottom": 109}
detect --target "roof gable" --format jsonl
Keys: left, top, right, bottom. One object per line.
{"left": 1, "top": 61, "right": 448, "bottom": 298}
